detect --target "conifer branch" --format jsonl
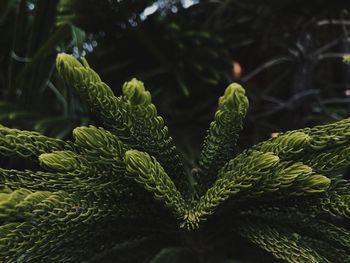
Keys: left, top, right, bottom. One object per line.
{"left": 300, "top": 236, "right": 350, "bottom": 263}
{"left": 56, "top": 54, "right": 187, "bottom": 191}
{"left": 301, "top": 145, "right": 350, "bottom": 176}
{"left": 125, "top": 150, "right": 187, "bottom": 219}
{"left": 244, "top": 209, "right": 350, "bottom": 252}
{"left": 0, "top": 125, "right": 73, "bottom": 159}
{"left": 199, "top": 83, "right": 249, "bottom": 187}
{"left": 0, "top": 189, "right": 139, "bottom": 262}
{"left": 252, "top": 131, "right": 311, "bottom": 159}
{"left": 0, "top": 53, "right": 349, "bottom": 262}
{"left": 237, "top": 220, "right": 329, "bottom": 263}
{"left": 191, "top": 151, "right": 330, "bottom": 227}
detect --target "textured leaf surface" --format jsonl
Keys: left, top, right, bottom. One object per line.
{"left": 0, "top": 54, "right": 349, "bottom": 262}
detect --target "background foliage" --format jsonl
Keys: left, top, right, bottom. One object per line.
{"left": 1, "top": 0, "right": 350, "bottom": 145}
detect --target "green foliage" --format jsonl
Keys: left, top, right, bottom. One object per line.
{"left": 236, "top": 221, "right": 328, "bottom": 262}
{"left": 344, "top": 55, "right": 350, "bottom": 65}
{"left": 0, "top": 0, "right": 87, "bottom": 138}
{"left": 1, "top": 54, "right": 350, "bottom": 262}
{"left": 198, "top": 83, "right": 248, "bottom": 189}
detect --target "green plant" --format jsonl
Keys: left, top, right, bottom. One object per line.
{"left": 0, "top": 0, "right": 87, "bottom": 138}
{"left": 1, "top": 53, "right": 350, "bottom": 263}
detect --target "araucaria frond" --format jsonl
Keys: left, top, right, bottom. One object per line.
{"left": 1, "top": 53, "right": 350, "bottom": 263}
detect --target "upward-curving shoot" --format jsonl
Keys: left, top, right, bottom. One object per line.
{"left": 0, "top": 53, "right": 350, "bottom": 263}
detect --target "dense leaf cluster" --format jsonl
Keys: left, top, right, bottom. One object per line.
{"left": 0, "top": 54, "right": 350, "bottom": 262}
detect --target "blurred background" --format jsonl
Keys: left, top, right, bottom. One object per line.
{"left": 1, "top": 0, "right": 350, "bottom": 168}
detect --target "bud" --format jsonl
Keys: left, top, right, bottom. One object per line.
{"left": 39, "top": 151, "right": 79, "bottom": 172}
{"left": 343, "top": 55, "right": 350, "bottom": 64}
{"left": 219, "top": 83, "right": 249, "bottom": 115}
{"left": 123, "top": 78, "right": 151, "bottom": 106}
{"left": 73, "top": 126, "right": 106, "bottom": 150}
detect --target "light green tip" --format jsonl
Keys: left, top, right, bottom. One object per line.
{"left": 219, "top": 83, "right": 249, "bottom": 114}
{"left": 73, "top": 126, "right": 106, "bottom": 149}
{"left": 56, "top": 53, "right": 82, "bottom": 71}
{"left": 125, "top": 149, "right": 147, "bottom": 170}
{"left": 39, "top": 151, "right": 78, "bottom": 172}
{"left": 122, "top": 78, "right": 151, "bottom": 105}
{"left": 305, "top": 174, "right": 331, "bottom": 193}
{"left": 343, "top": 55, "right": 350, "bottom": 64}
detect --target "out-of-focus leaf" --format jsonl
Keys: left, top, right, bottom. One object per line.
{"left": 0, "top": 0, "right": 17, "bottom": 24}
{"left": 150, "top": 248, "right": 198, "bottom": 263}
